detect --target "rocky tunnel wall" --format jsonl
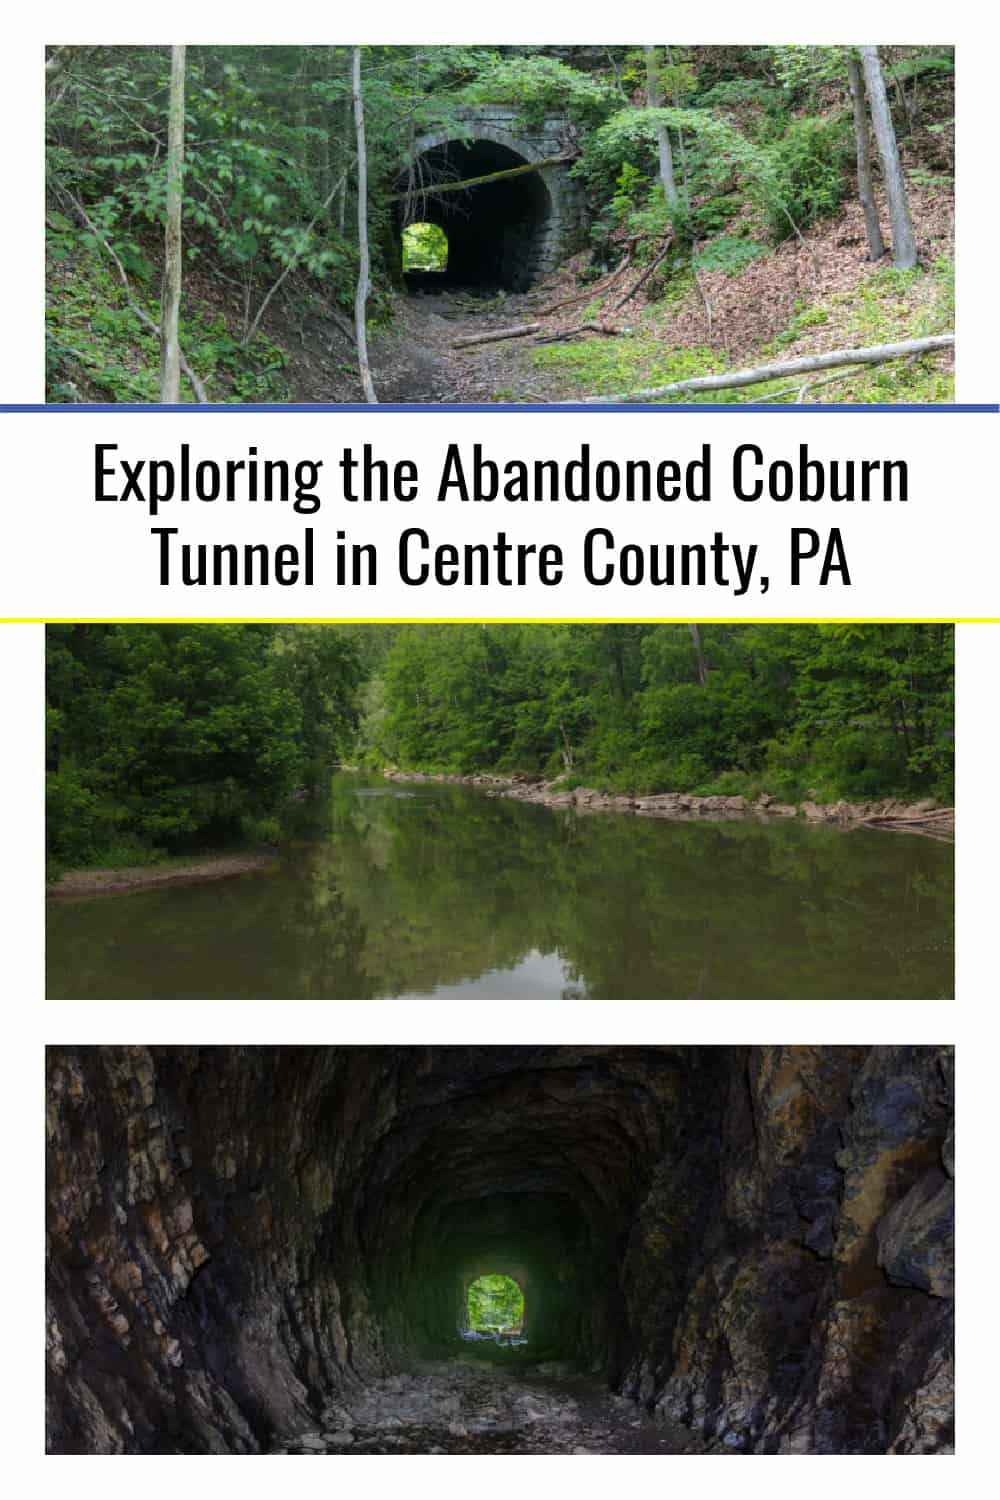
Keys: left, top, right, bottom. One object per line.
{"left": 45, "top": 1045, "right": 953, "bottom": 1454}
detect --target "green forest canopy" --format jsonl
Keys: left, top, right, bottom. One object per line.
{"left": 45, "top": 44, "right": 954, "bottom": 402}
{"left": 46, "top": 623, "right": 953, "bottom": 871}
{"left": 467, "top": 1274, "right": 524, "bottom": 1332}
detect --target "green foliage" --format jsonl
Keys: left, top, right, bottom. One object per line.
{"left": 610, "top": 162, "right": 649, "bottom": 221}
{"left": 467, "top": 1275, "right": 524, "bottom": 1332}
{"left": 402, "top": 221, "right": 448, "bottom": 272}
{"left": 531, "top": 334, "right": 718, "bottom": 399}
{"left": 767, "top": 45, "right": 848, "bottom": 101}
{"left": 770, "top": 302, "right": 831, "bottom": 347}
{"left": 693, "top": 236, "right": 765, "bottom": 274}
{"left": 46, "top": 624, "right": 363, "bottom": 871}
{"left": 373, "top": 625, "right": 953, "bottom": 804}
{"left": 694, "top": 193, "right": 743, "bottom": 233}
{"left": 885, "top": 51, "right": 955, "bottom": 84}
{"left": 461, "top": 54, "right": 616, "bottom": 131}
{"left": 761, "top": 114, "right": 850, "bottom": 240}
{"left": 696, "top": 78, "right": 785, "bottom": 111}
{"left": 45, "top": 240, "right": 291, "bottom": 402}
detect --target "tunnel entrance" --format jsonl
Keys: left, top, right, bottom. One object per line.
{"left": 398, "top": 138, "right": 553, "bottom": 292}
{"left": 465, "top": 1274, "right": 525, "bottom": 1339}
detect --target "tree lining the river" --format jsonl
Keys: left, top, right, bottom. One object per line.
{"left": 366, "top": 623, "right": 953, "bottom": 801}
{"left": 46, "top": 623, "right": 952, "bottom": 874}
{"left": 45, "top": 623, "right": 363, "bottom": 871}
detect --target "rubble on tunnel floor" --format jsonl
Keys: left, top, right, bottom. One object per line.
{"left": 271, "top": 1358, "right": 702, "bottom": 1455}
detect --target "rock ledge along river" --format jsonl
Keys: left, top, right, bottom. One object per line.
{"left": 46, "top": 773, "right": 954, "bottom": 1001}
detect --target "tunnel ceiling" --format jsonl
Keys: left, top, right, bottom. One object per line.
{"left": 46, "top": 1045, "right": 954, "bottom": 1455}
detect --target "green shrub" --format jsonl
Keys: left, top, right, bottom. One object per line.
{"left": 695, "top": 193, "right": 743, "bottom": 233}
{"left": 694, "top": 236, "right": 766, "bottom": 274}
{"left": 762, "top": 115, "right": 850, "bottom": 240}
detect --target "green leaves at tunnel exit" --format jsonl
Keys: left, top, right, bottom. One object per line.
{"left": 467, "top": 1274, "right": 524, "bottom": 1331}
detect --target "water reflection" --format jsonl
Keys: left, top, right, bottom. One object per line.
{"left": 47, "top": 774, "right": 954, "bottom": 1000}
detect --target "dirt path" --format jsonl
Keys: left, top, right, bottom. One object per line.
{"left": 271, "top": 1352, "right": 710, "bottom": 1455}
{"left": 369, "top": 285, "right": 570, "bottom": 403}
{"left": 282, "top": 280, "right": 570, "bottom": 405}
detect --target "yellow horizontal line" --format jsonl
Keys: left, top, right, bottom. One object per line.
{"left": 3, "top": 617, "right": 996, "bottom": 626}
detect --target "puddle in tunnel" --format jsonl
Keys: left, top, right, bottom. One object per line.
{"left": 46, "top": 772, "right": 954, "bottom": 1000}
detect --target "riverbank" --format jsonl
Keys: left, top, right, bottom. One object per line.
{"left": 381, "top": 769, "right": 955, "bottom": 837}
{"left": 47, "top": 849, "right": 278, "bottom": 898}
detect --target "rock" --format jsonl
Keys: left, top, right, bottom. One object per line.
{"left": 876, "top": 1168, "right": 954, "bottom": 1297}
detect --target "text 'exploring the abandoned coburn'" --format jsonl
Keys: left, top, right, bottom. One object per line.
{"left": 89, "top": 436, "right": 918, "bottom": 599}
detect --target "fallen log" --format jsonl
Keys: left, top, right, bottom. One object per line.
{"left": 452, "top": 323, "right": 541, "bottom": 349}
{"left": 571, "top": 334, "right": 955, "bottom": 404}
{"left": 860, "top": 807, "right": 955, "bottom": 827}
{"left": 532, "top": 321, "right": 625, "bottom": 345}
{"left": 389, "top": 155, "right": 573, "bottom": 205}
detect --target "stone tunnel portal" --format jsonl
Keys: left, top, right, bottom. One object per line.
{"left": 398, "top": 138, "right": 554, "bottom": 292}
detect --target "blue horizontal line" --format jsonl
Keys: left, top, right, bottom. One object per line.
{"left": 0, "top": 402, "right": 996, "bottom": 415}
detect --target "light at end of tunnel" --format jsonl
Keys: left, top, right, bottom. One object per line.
{"left": 402, "top": 221, "right": 448, "bottom": 274}
{"left": 466, "top": 1273, "right": 525, "bottom": 1337}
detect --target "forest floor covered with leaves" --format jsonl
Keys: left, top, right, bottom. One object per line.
{"left": 349, "top": 179, "right": 953, "bottom": 405}
{"left": 271, "top": 1353, "right": 712, "bottom": 1455}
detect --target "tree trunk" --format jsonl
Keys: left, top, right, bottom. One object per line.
{"left": 352, "top": 46, "right": 378, "bottom": 404}
{"left": 860, "top": 45, "right": 917, "bottom": 270}
{"left": 846, "top": 52, "right": 885, "bottom": 262}
{"left": 644, "top": 47, "right": 678, "bottom": 207}
{"left": 558, "top": 721, "right": 575, "bottom": 771}
{"left": 338, "top": 62, "right": 351, "bottom": 235}
{"left": 160, "top": 45, "right": 185, "bottom": 402}
{"left": 451, "top": 323, "right": 541, "bottom": 349}
{"left": 688, "top": 624, "right": 708, "bottom": 685}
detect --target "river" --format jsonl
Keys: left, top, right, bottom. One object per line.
{"left": 47, "top": 773, "right": 954, "bottom": 1000}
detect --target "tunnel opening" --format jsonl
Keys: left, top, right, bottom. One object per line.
{"left": 397, "top": 138, "right": 553, "bottom": 293}
{"left": 45, "top": 1046, "right": 954, "bottom": 1455}
{"left": 401, "top": 221, "right": 448, "bottom": 276}
{"left": 463, "top": 1273, "right": 525, "bottom": 1340}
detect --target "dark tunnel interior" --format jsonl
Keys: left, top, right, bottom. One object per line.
{"left": 45, "top": 1046, "right": 954, "bottom": 1454}
{"left": 397, "top": 139, "right": 553, "bottom": 291}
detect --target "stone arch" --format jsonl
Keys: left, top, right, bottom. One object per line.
{"left": 397, "top": 109, "right": 586, "bottom": 291}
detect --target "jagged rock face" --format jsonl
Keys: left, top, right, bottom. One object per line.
{"left": 45, "top": 1046, "right": 953, "bottom": 1454}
